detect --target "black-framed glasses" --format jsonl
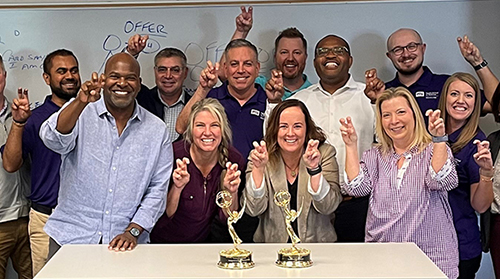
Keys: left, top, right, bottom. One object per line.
{"left": 315, "top": 46, "right": 349, "bottom": 57}
{"left": 389, "top": 42, "right": 422, "bottom": 56}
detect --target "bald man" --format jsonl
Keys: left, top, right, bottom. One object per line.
{"left": 365, "top": 29, "right": 497, "bottom": 117}
{"left": 40, "top": 53, "right": 173, "bottom": 255}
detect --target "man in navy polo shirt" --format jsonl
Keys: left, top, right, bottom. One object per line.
{"left": 364, "top": 29, "right": 497, "bottom": 116}
{"left": 176, "top": 38, "right": 280, "bottom": 160}
{"left": 2, "top": 49, "right": 80, "bottom": 276}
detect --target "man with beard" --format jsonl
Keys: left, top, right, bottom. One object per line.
{"left": 2, "top": 49, "right": 80, "bottom": 276}
{"left": 125, "top": 34, "right": 191, "bottom": 142}
{"left": 364, "top": 29, "right": 497, "bottom": 116}
{"left": 266, "top": 35, "right": 375, "bottom": 243}
{"left": 39, "top": 53, "right": 171, "bottom": 255}
{"left": 224, "top": 6, "right": 311, "bottom": 100}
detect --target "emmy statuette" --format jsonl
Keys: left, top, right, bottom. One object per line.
{"left": 215, "top": 190, "right": 254, "bottom": 269}
{"left": 273, "top": 190, "right": 312, "bottom": 268}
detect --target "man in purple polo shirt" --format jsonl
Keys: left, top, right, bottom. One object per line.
{"left": 364, "top": 29, "right": 497, "bottom": 116}
{"left": 176, "top": 39, "right": 282, "bottom": 243}
{"left": 2, "top": 49, "right": 80, "bottom": 276}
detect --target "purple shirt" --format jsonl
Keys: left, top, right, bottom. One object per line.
{"left": 342, "top": 144, "right": 459, "bottom": 279}
{"left": 150, "top": 140, "right": 245, "bottom": 243}
{"left": 385, "top": 66, "right": 486, "bottom": 121}
{"left": 1, "top": 95, "right": 61, "bottom": 208}
{"left": 207, "top": 82, "right": 266, "bottom": 159}
{"left": 448, "top": 127, "right": 486, "bottom": 260}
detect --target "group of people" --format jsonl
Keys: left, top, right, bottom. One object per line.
{"left": 1, "top": 5, "right": 500, "bottom": 279}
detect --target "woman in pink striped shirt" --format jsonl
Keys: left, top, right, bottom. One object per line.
{"left": 340, "top": 87, "right": 459, "bottom": 279}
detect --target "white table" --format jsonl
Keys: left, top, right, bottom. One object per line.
{"left": 36, "top": 243, "right": 447, "bottom": 279}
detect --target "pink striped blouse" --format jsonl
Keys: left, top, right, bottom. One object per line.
{"left": 343, "top": 143, "right": 459, "bottom": 279}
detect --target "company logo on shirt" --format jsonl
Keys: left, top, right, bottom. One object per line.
{"left": 415, "top": 91, "right": 425, "bottom": 98}
{"left": 250, "top": 109, "right": 265, "bottom": 120}
{"left": 425, "top": 91, "right": 439, "bottom": 100}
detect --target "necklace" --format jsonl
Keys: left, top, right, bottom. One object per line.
{"left": 283, "top": 160, "right": 299, "bottom": 178}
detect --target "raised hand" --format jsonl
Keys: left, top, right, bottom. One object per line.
{"left": 364, "top": 68, "right": 385, "bottom": 103}
{"left": 457, "top": 35, "right": 483, "bottom": 67}
{"left": 126, "top": 34, "right": 149, "bottom": 57}
{"left": 425, "top": 109, "right": 445, "bottom": 137}
{"left": 172, "top": 158, "right": 190, "bottom": 189}
{"left": 250, "top": 140, "right": 268, "bottom": 169}
{"left": 265, "top": 69, "right": 284, "bottom": 103}
{"left": 303, "top": 139, "right": 321, "bottom": 169}
{"left": 78, "top": 72, "right": 104, "bottom": 104}
{"left": 235, "top": 6, "right": 253, "bottom": 34}
{"left": 339, "top": 117, "right": 358, "bottom": 146}
{"left": 223, "top": 162, "right": 241, "bottom": 194}
{"left": 199, "top": 61, "right": 219, "bottom": 90}
{"left": 12, "top": 88, "right": 32, "bottom": 124}
{"left": 473, "top": 140, "right": 494, "bottom": 172}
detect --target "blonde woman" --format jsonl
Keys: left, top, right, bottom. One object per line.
{"left": 341, "top": 87, "right": 459, "bottom": 279}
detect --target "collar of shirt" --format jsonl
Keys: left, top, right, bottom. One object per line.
{"left": 0, "top": 98, "right": 9, "bottom": 123}
{"left": 95, "top": 97, "right": 143, "bottom": 122}
{"left": 213, "top": 81, "right": 267, "bottom": 105}
{"left": 283, "top": 74, "right": 312, "bottom": 99}
{"left": 313, "top": 75, "right": 358, "bottom": 96}
{"left": 156, "top": 89, "right": 186, "bottom": 108}
{"left": 391, "top": 66, "right": 434, "bottom": 88}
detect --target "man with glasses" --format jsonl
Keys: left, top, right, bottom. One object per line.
{"left": 126, "top": 34, "right": 191, "bottom": 142}
{"left": 267, "top": 34, "right": 374, "bottom": 243}
{"left": 365, "top": 28, "right": 496, "bottom": 116}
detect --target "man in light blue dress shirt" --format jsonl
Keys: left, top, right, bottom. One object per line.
{"left": 40, "top": 53, "right": 173, "bottom": 253}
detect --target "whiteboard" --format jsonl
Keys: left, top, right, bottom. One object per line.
{"left": 0, "top": 0, "right": 499, "bottom": 112}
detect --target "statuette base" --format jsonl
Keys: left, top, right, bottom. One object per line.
{"left": 217, "top": 248, "right": 255, "bottom": 269}
{"left": 276, "top": 247, "right": 312, "bottom": 268}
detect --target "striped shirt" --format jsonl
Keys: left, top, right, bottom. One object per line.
{"left": 343, "top": 143, "right": 459, "bottom": 279}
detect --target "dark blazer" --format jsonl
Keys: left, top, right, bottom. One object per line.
{"left": 136, "top": 84, "right": 191, "bottom": 142}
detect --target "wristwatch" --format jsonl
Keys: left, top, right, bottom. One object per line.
{"left": 473, "top": 60, "right": 488, "bottom": 71}
{"left": 432, "top": 134, "right": 448, "bottom": 143}
{"left": 128, "top": 227, "right": 140, "bottom": 238}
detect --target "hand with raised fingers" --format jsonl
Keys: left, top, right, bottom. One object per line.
{"left": 126, "top": 34, "right": 149, "bottom": 57}
{"left": 457, "top": 35, "right": 483, "bottom": 67}
{"left": 223, "top": 162, "right": 241, "bottom": 194}
{"left": 235, "top": 6, "right": 253, "bottom": 34}
{"left": 78, "top": 72, "right": 104, "bottom": 104}
{"left": 12, "top": 88, "right": 32, "bottom": 124}
{"left": 172, "top": 158, "right": 190, "bottom": 189}
{"left": 199, "top": 61, "right": 219, "bottom": 90}
{"left": 339, "top": 117, "right": 358, "bottom": 147}
{"left": 250, "top": 140, "right": 268, "bottom": 170}
{"left": 426, "top": 109, "right": 445, "bottom": 137}
{"left": 265, "top": 69, "right": 284, "bottom": 103}
{"left": 473, "top": 140, "right": 494, "bottom": 172}
{"left": 303, "top": 139, "right": 321, "bottom": 169}
{"left": 364, "top": 68, "right": 385, "bottom": 103}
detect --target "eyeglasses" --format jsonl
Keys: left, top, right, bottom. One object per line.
{"left": 155, "top": 66, "right": 184, "bottom": 75}
{"left": 315, "top": 46, "right": 349, "bottom": 57}
{"left": 389, "top": 42, "right": 422, "bottom": 56}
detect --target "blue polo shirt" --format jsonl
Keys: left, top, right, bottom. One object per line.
{"left": 207, "top": 82, "right": 266, "bottom": 159}
{"left": 255, "top": 74, "right": 312, "bottom": 100}
{"left": 18, "top": 95, "right": 61, "bottom": 208}
{"left": 386, "top": 67, "right": 486, "bottom": 120}
{"left": 448, "top": 127, "right": 485, "bottom": 261}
